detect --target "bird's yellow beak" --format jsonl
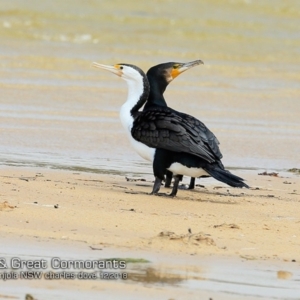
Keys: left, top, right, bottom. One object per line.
{"left": 92, "top": 62, "right": 123, "bottom": 77}
{"left": 171, "top": 59, "right": 204, "bottom": 79}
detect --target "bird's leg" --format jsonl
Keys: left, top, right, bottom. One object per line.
{"left": 151, "top": 176, "right": 178, "bottom": 198}
{"left": 188, "top": 177, "right": 195, "bottom": 190}
{"left": 150, "top": 177, "right": 162, "bottom": 195}
{"left": 178, "top": 175, "right": 195, "bottom": 190}
{"left": 169, "top": 175, "right": 181, "bottom": 197}
{"left": 164, "top": 170, "right": 173, "bottom": 188}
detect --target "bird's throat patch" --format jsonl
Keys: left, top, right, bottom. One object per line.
{"left": 171, "top": 68, "right": 180, "bottom": 79}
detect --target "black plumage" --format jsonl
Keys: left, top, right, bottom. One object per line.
{"left": 132, "top": 107, "right": 222, "bottom": 163}
{"left": 144, "top": 61, "right": 205, "bottom": 189}
{"left": 137, "top": 63, "right": 248, "bottom": 196}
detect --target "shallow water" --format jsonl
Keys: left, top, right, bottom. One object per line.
{"left": 0, "top": 0, "right": 300, "bottom": 175}
{"left": 1, "top": 236, "right": 299, "bottom": 300}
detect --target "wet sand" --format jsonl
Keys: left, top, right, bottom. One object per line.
{"left": 1, "top": 166, "right": 300, "bottom": 299}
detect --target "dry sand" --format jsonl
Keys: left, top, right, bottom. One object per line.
{"left": 1, "top": 166, "right": 299, "bottom": 260}
{"left": 1, "top": 166, "right": 300, "bottom": 299}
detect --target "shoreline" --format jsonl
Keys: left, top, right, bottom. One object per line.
{"left": 0, "top": 234, "right": 299, "bottom": 300}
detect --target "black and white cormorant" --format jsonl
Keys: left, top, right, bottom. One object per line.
{"left": 145, "top": 60, "right": 204, "bottom": 190}
{"left": 93, "top": 62, "right": 249, "bottom": 196}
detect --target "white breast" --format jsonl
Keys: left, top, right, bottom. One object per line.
{"left": 168, "top": 162, "right": 209, "bottom": 177}
{"left": 129, "top": 136, "right": 155, "bottom": 162}
{"left": 120, "top": 103, "right": 155, "bottom": 162}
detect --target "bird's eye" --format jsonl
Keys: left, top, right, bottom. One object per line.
{"left": 173, "top": 65, "right": 178, "bottom": 69}
{"left": 120, "top": 66, "right": 123, "bottom": 70}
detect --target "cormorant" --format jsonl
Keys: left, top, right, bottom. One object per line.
{"left": 145, "top": 60, "right": 204, "bottom": 190}
{"left": 93, "top": 62, "right": 249, "bottom": 196}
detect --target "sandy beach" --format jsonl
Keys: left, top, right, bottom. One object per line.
{"left": 1, "top": 166, "right": 300, "bottom": 299}
{"left": 1, "top": 166, "right": 300, "bottom": 260}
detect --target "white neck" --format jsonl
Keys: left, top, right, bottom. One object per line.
{"left": 119, "top": 78, "right": 144, "bottom": 133}
{"left": 118, "top": 76, "right": 155, "bottom": 162}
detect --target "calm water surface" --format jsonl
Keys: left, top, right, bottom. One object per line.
{"left": 0, "top": 0, "right": 300, "bottom": 175}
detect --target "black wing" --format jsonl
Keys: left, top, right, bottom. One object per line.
{"left": 131, "top": 107, "right": 222, "bottom": 163}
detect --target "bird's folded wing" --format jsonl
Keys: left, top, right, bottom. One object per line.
{"left": 131, "top": 109, "right": 222, "bottom": 163}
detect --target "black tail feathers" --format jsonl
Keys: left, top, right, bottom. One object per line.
{"left": 204, "top": 165, "right": 249, "bottom": 188}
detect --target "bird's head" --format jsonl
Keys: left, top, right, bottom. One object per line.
{"left": 92, "top": 62, "right": 146, "bottom": 83}
{"left": 147, "top": 59, "right": 204, "bottom": 84}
